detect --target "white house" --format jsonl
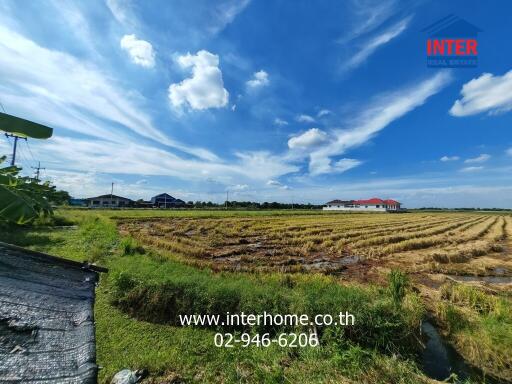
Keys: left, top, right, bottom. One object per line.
{"left": 323, "top": 198, "right": 401, "bottom": 212}
{"left": 85, "top": 194, "right": 133, "bottom": 208}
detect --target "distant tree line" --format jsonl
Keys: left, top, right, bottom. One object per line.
{"left": 185, "top": 201, "right": 323, "bottom": 210}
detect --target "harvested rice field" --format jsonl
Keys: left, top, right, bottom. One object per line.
{"left": 116, "top": 211, "right": 512, "bottom": 382}
{"left": 118, "top": 212, "right": 512, "bottom": 286}
{"left": 3, "top": 210, "right": 512, "bottom": 383}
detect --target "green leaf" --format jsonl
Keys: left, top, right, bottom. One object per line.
{"left": 0, "top": 184, "right": 41, "bottom": 224}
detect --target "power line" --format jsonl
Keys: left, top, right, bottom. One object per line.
{"left": 25, "top": 140, "right": 37, "bottom": 164}
{"left": 16, "top": 143, "right": 32, "bottom": 171}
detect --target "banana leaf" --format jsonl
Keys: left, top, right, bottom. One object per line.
{"left": 0, "top": 156, "right": 54, "bottom": 224}
{"left": 0, "top": 184, "right": 41, "bottom": 224}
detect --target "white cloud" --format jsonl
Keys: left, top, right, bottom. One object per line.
{"left": 460, "top": 166, "right": 484, "bottom": 173}
{"left": 333, "top": 158, "right": 362, "bottom": 173}
{"left": 231, "top": 184, "right": 249, "bottom": 191}
{"left": 43, "top": 169, "right": 102, "bottom": 197}
{"left": 106, "top": 0, "right": 136, "bottom": 26}
{"left": 235, "top": 151, "right": 298, "bottom": 180}
{"left": 440, "top": 155, "right": 460, "bottom": 162}
{"left": 274, "top": 118, "right": 288, "bottom": 126}
{"left": 288, "top": 128, "right": 329, "bottom": 149}
{"left": 30, "top": 136, "right": 296, "bottom": 186}
{"left": 507, "top": 148, "right": 512, "bottom": 156}
{"left": 43, "top": 169, "right": 168, "bottom": 199}
{"left": 296, "top": 114, "right": 316, "bottom": 123}
{"left": 246, "top": 70, "right": 269, "bottom": 89}
{"left": 450, "top": 70, "right": 512, "bottom": 117}
{"left": 0, "top": 25, "right": 218, "bottom": 160}
{"left": 168, "top": 50, "right": 229, "bottom": 111}
{"left": 339, "top": 0, "right": 397, "bottom": 43}
{"left": 317, "top": 109, "right": 331, "bottom": 117}
{"left": 49, "top": 1, "right": 96, "bottom": 53}
{"left": 309, "top": 155, "right": 361, "bottom": 175}
{"left": 208, "top": 0, "right": 251, "bottom": 35}
{"left": 465, "top": 154, "right": 490, "bottom": 164}
{"left": 266, "top": 179, "right": 290, "bottom": 190}
{"left": 306, "top": 71, "right": 451, "bottom": 175}
{"left": 344, "top": 16, "right": 411, "bottom": 70}
{"left": 0, "top": 23, "right": 299, "bottom": 190}
{"left": 120, "top": 34, "right": 155, "bottom": 68}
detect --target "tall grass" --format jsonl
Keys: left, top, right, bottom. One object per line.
{"left": 388, "top": 269, "right": 409, "bottom": 307}
{"left": 436, "top": 283, "right": 512, "bottom": 381}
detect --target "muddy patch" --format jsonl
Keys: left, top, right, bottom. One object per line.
{"left": 446, "top": 274, "right": 512, "bottom": 285}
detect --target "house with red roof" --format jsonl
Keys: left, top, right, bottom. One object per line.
{"left": 323, "top": 198, "right": 401, "bottom": 212}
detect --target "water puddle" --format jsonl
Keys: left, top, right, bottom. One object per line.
{"left": 421, "top": 320, "right": 502, "bottom": 383}
{"left": 493, "top": 267, "right": 509, "bottom": 275}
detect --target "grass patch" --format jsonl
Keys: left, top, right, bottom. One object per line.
{"left": 436, "top": 283, "right": 512, "bottom": 381}
{"left": 109, "top": 254, "right": 424, "bottom": 357}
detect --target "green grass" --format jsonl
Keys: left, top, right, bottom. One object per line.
{"left": 109, "top": 255, "right": 424, "bottom": 353}
{"left": 0, "top": 209, "right": 471, "bottom": 383}
{"left": 388, "top": 269, "right": 409, "bottom": 307}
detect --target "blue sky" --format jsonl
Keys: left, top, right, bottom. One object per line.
{"left": 1, "top": 0, "right": 512, "bottom": 207}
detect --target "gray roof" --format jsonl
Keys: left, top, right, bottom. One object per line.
{"left": 85, "top": 194, "right": 132, "bottom": 201}
{"left": 151, "top": 193, "right": 177, "bottom": 201}
{"left": 0, "top": 242, "right": 106, "bottom": 383}
{"left": 326, "top": 199, "right": 353, "bottom": 205}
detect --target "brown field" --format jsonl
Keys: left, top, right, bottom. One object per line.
{"left": 118, "top": 212, "right": 512, "bottom": 288}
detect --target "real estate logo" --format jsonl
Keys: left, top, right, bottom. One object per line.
{"left": 422, "top": 14, "right": 481, "bottom": 68}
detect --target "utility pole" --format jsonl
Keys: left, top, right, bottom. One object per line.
{"left": 110, "top": 182, "right": 114, "bottom": 208}
{"left": 31, "top": 161, "right": 45, "bottom": 182}
{"left": 225, "top": 190, "right": 229, "bottom": 209}
{"left": 5, "top": 133, "right": 27, "bottom": 166}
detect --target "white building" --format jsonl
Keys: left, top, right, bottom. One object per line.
{"left": 85, "top": 194, "right": 133, "bottom": 208}
{"left": 323, "top": 198, "right": 401, "bottom": 212}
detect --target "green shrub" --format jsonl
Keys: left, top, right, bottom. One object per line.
{"left": 120, "top": 237, "right": 145, "bottom": 255}
{"left": 388, "top": 269, "right": 409, "bottom": 307}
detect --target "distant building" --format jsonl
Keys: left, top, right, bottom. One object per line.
{"left": 324, "top": 198, "right": 401, "bottom": 212}
{"left": 150, "top": 193, "right": 186, "bottom": 208}
{"left": 85, "top": 194, "right": 133, "bottom": 208}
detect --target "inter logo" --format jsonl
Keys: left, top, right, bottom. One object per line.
{"left": 423, "top": 15, "right": 481, "bottom": 68}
